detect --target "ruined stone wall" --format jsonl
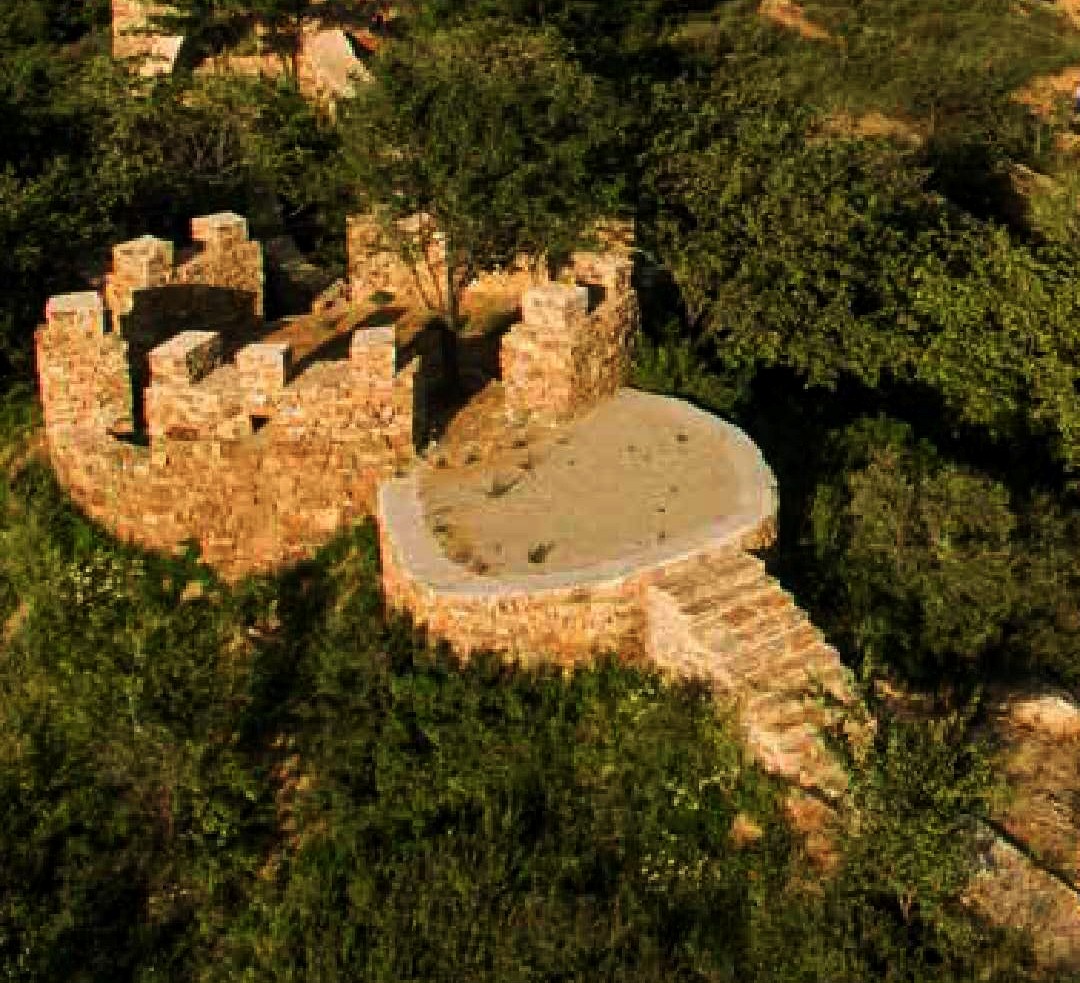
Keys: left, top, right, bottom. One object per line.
{"left": 112, "top": 0, "right": 182, "bottom": 74}
{"left": 140, "top": 322, "right": 420, "bottom": 449}
{"left": 103, "top": 214, "right": 263, "bottom": 343}
{"left": 376, "top": 450, "right": 778, "bottom": 668}
{"left": 500, "top": 254, "right": 639, "bottom": 425}
{"left": 35, "top": 293, "right": 134, "bottom": 441}
{"left": 100, "top": 213, "right": 264, "bottom": 431}
{"left": 377, "top": 499, "right": 646, "bottom": 666}
{"left": 346, "top": 211, "right": 556, "bottom": 316}
{"left": 36, "top": 212, "right": 425, "bottom": 579}
{"left": 297, "top": 27, "right": 370, "bottom": 103}
{"left": 36, "top": 209, "right": 636, "bottom": 579}
{"left": 345, "top": 211, "right": 640, "bottom": 423}
{"left": 193, "top": 28, "right": 368, "bottom": 104}
{"left": 47, "top": 431, "right": 394, "bottom": 578}
{"left": 346, "top": 212, "right": 447, "bottom": 309}
{"left": 36, "top": 321, "right": 417, "bottom": 578}
{"left": 113, "top": 0, "right": 367, "bottom": 97}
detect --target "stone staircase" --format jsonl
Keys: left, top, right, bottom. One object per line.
{"left": 644, "top": 549, "right": 852, "bottom": 800}
{"left": 644, "top": 549, "right": 1080, "bottom": 970}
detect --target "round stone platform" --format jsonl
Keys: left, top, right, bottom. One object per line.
{"left": 420, "top": 388, "right": 774, "bottom": 578}
{"left": 377, "top": 389, "right": 777, "bottom": 664}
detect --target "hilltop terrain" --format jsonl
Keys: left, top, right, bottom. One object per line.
{"left": 4, "top": 0, "right": 1080, "bottom": 979}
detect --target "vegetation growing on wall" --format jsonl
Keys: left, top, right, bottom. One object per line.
{"left": 341, "top": 19, "right": 620, "bottom": 333}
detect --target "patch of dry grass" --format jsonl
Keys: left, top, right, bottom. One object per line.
{"left": 814, "top": 110, "right": 927, "bottom": 147}
{"left": 758, "top": 0, "right": 835, "bottom": 43}
{"left": 1012, "top": 64, "right": 1080, "bottom": 120}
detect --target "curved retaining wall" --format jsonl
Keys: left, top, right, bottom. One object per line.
{"left": 48, "top": 431, "right": 400, "bottom": 580}
{"left": 377, "top": 396, "right": 777, "bottom": 665}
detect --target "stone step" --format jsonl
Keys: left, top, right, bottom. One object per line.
{"left": 742, "top": 696, "right": 821, "bottom": 735}
{"left": 695, "top": 601, "right": 808, "bottom": 653}
{"left": 743, "top": 652, "right": 851, "bottom": 708}
{"left": 748, "top": 724, "right": 849, "bottom": 796}
{"left": 736, "top": 632, "right": 840, "bottom": 685}
{"left": 741, "top": 689, "right": 841, "bottom": 734}
{"left": 683, "top": 584, "right": 792, "bottom": 637}
{"left": 655, "top": 549, "right": 763, "bottom": 591}
{"left": 714, "top": 584, "right": 798, "bottom": 635}
{"left": 693, "top": 625, "right": 839, "bottom": 707}
{"left": 696, "top": 548, "right": 767, "bottom": 582}
{"left": 649, "top": 557, "right": 854, "bottom": 800}
{"left": 657, "top": 558, "right": 769, "bottom": 613}
{"left": 745, "top": 724, "right": 817, "bottom": 779}
{"left": 678, "top": 578, "right": 782, "bottom": 621}
{"left": 676, "top": 574, "right": 775, "bottom": 622}
{"left": 715, "top": 625, "right": 814, "bottom": 683}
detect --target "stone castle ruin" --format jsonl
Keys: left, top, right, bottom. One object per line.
{"left": 111, "top": 0, "right": 378, "bottom": 102}
{"left": 34, "top": 212, "right": 1080, "bottom": 960}
{"left": 35, "top": 211, "right": 638, "bottom": 578}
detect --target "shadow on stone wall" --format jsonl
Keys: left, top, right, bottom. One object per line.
{"left": 120, "top": 282, "right": 261, "bottom": 432}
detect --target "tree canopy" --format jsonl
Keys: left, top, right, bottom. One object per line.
{"left": 341, "top": 20, "right": 621, "bottom": 330}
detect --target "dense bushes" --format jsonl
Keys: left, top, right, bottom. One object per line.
{"left": 0, "top": 384, "right": 1045, "bottom": 982}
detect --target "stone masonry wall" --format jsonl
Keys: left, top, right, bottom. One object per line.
{"left": 37, "top": 209, "right": 635, "bottom": 579}
{"left": 112, "top": 0, "right": 182, "bottom": 75}
{"left": 98, "top": 213, "right": 264, "bottom": 433}
{"left": 37, "top": 326, "right": 417, "bottom": 577}
{"left": 346, "top": 212, "right": 447, "bottom": 309}
{"left": 501, "top": 252, "right": 638, "bottom": 425}
{"left": 49, "top": 431, "right": 395, "bottom": 578}
{"left": 103, "top": 212, "right": 263, "bottom": 329}
{"left": 113, "top": 0, "right": 369, "bottom": 98}
{"left": 35, "top": 292, "right": 134, "bottom": 440}
{"left": 36, "top": 213, "right": 424, "bottom": 578}
{"left": 377, "top": 486, "right": 647, "bottom": 667}
{"left": 375, "top": 432, "right": 777, "bottom": 667}
{"left": 141, "top": 323, "right": 419, "bottom": 449}
{"left": 346, "top": 211, "right": 640, "bottom": 427}
{"left": 376, "top": 515, "right": 778, "bottom": 669}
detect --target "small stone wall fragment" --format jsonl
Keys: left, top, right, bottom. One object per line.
{"left": 235, "top": 342, "right": 291, "bottom": 391}
{"left": 501, "top": 268, "right": 638, "bottom": 425}
{"left": 346, "top": 211, "right": 446, "bottom": 308}
{"left": 149, "top": 330, "right": 223, "bottom": 384}
{"left": 35, "top": 292, "right": 133, "bottom": 439}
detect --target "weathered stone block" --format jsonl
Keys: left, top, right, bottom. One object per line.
{"left": 350, "top": 325, "right": 396, "bottom": 378}
{"left": 235, "top": 342, "right": 292, "bottom": 389}
{"left": 191, "top": 212, "right": 249, "bottom": 249}
{"left": 149, "top": 330, "right": 223, "bottom": 384}
{"left": 112, "top": 235, "right": 175, "bottom": 287}
{"left": 45, "top": 292, "right": 105, "bottom": 334}
{"left": 521, "top": 284, "right": 589, "bottom": 330}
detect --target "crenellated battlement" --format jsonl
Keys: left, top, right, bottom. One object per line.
{"left": 33, "top": 211, "right": 639, "bottom": 578}
{"left": 501, "top": 253, "right": 638, "bottom": 426}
